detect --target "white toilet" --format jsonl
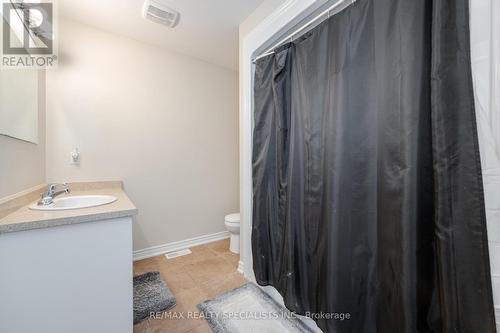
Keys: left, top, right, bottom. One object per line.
{"left": 224, "top": 213, "right": 240, "bottom": 254}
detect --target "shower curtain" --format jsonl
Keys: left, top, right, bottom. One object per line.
{"left": 251, "top": 0, "right": 495, "bottom": 332}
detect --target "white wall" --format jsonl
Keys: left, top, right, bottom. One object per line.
{"left": 0, "top": 72, "right": 46, "bottom": 198}
{"left": 470, "top": 0, "right": 500, "bottom": 328}
{"left": 46, "top": 20, "right": 239, "bottom": 251}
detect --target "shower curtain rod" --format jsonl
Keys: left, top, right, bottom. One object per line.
{"left": 252, "top": 0, "right": 357, "bottom": 63}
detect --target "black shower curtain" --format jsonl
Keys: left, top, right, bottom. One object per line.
{"left": 251, "top": 0, "right": 495, "bottom": 332}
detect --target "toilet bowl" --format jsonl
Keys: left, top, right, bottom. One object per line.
{"left": 224, "top": 213, "right": 240, "bottom": 254}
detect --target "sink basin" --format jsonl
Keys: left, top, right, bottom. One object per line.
{"left": 29, "top": 195, "right": 117, "bottom": 211}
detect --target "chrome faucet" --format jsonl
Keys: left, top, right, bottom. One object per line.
{"left": 38, "top": 183, "right": 70, "bottom": 206}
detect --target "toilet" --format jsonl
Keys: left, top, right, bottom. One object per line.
{"left": 224, "top": 213, "right": 240, "bottom": 254}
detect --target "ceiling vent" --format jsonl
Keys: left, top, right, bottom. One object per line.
{"left": 142, "top": 0, "right": 180, "bottom": 28}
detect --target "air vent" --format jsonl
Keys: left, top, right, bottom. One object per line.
{"left": 165, "top": 248, "right": 192, "bottom": 259}
{"left": 142, "top": 0, "right": 180, "bottom": 28}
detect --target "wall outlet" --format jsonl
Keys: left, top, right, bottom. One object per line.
{"left": 70, "top": 148, "right": 80, "bottom": 165}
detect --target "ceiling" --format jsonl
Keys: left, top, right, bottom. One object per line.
{"left": 58, "top": 0, "right": 265, "bottom": 71}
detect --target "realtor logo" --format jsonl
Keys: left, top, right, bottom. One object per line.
{"left": 1, "top": 0, "right": 57, "bottom": 68}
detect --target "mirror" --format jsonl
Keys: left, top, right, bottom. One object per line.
{"left": 0, "top": 16, "right": 39, "bottom": 144}
{"left": 0, "top": 69, "right": 39, "bottom": 143}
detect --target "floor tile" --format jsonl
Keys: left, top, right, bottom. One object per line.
{"left": 218, "top": 252, "right": 239, "bottom": 268}
{"left": 183, "top": 257, "right": 235, "bottom": 284}
{"left": 204, "top": 238, "right": 230, "bottom": 254}
{"left": 159, "top": 267, "right": 198, "bottom": 295}
{"left": 133, "top": 240, "right": 246, "bottom": 333}
{"left": 197, "top": 272, "right": 247, "bottom": 299}
{"left": 185, "top": 322, "right": 213, "bottom": 333}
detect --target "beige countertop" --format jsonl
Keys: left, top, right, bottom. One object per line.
{"left": 0, "top": 181, "right": 138, "bottom": 234}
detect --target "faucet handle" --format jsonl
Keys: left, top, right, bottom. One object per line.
{"left": 47, "top": 183, "right": 69, "bottom": 194}
{"left": 38, "top": 183, "right": 70, "bottom": 206}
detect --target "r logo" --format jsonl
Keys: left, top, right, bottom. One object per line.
{"left": 2, "top": 1, "right": 53, "bottom": 55}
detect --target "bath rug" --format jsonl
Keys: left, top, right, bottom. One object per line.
{"left": 197, "top": 282, "right": 314, "bottom": 333}
{"left": 133, "top": 271, "right": 176, "bottom": 324}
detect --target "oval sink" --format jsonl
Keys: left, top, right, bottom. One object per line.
{"left": 29, "top": 195, "right": 117, "bottom": 211}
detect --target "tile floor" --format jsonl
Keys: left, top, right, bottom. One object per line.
{"left": 133, "top": 239, "right": 247, "bottom": 333}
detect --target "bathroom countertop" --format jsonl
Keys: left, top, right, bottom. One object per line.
{"left": 0, "top": 181, "right": 138, "bottom": 234}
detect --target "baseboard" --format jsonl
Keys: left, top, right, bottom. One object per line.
{"left": 133, "top": 231, "right": 230, "bottom": 261}
{"left": 237, "top": 260, "right": 244, "bottom": 274}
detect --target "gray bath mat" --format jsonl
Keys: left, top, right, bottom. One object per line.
{"left": 197, "top": 283, "right": 314, "bottom": 333}
{"left": 133, "top": 272, "right": 176, "bottom": 324}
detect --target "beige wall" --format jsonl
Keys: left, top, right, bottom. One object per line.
{"left": 0, "top": 72, "right": 46, "bottom": 198}
{"left": 46, "top": 20, "right": 239, "bottom": 251}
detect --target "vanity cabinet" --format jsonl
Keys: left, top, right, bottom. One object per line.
{"left": 0, "top": 183, "right": 137, "bottom": 333}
